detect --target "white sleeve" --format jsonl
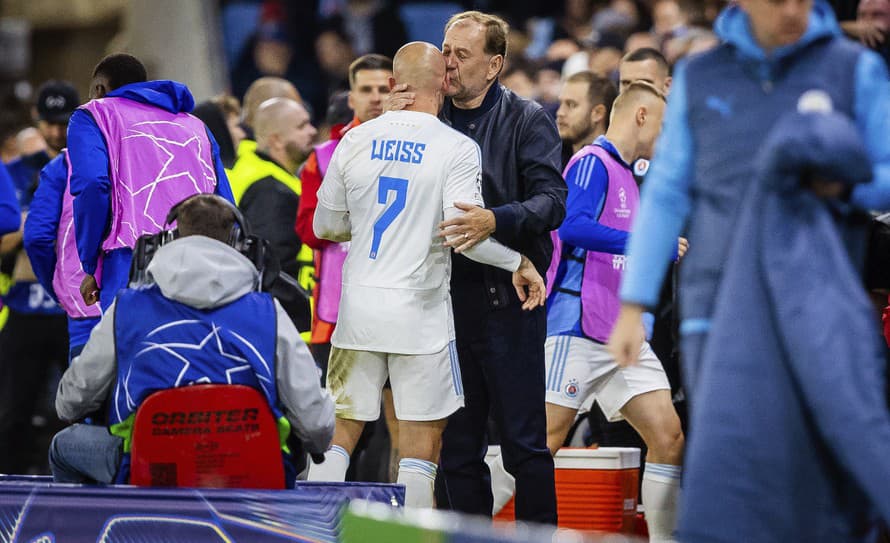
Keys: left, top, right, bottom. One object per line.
{"left": 316, "top": 144, "right": 348, "bottom": 212}
{"left": 442, "top": 139, "right": 521, "bottom": 272}
{"left": 313, "top": 204, "right": 351, "bottom": 242}
{"left": 313, "top": 145, "right": 352, "bottom": 241}
{"left": 273, "top": 300, "right": 335, "bottom": 454}
{"left": 442, "top": 139, "right": 485, "bottom": 211}
{"left": 444, "top": 207, "right": 521, "bottom": 272}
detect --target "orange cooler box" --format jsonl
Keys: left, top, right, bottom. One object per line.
{"left": 488, "top": 446, "right": 641, "bottom": 533}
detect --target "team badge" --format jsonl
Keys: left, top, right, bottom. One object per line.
{"left": 633, "top": 158, "right": 650, "bottom": 177}
{"left": 564, "top": 379, "right": 579, "bottom": 399}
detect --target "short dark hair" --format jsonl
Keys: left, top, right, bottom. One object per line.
{"left": 621, "top": 47, "right": 670, "bottom": 75}
{"left": 566, "top": 71, "right": 619, "bottom": 126}
{"left": 175, "top": 194, "right": 237, "bottom": 243}
{"left": 348, "top": 54, "right": 393, "bottom": 88}
{"left": 445, "top": 11, "right": 509, "bottom": 58}
{"left": 92, "top": 53, "right": 148, "bottom": 91}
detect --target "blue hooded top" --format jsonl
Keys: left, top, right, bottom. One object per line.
{"left": 679, "top": 110, "right": 890, "bottom": 543}
{"left": 619, "top": 2, "right": 890, "bottom": 315}
{"left": 66, "top": 81, "right": 235, "bottom": 277}
{"left": 0, "top": 162, "right": 21, "bottom": 236}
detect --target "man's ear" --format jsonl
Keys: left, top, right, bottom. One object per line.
{"left": 389, "top": 77, "right": 397, "bottom": 91}
{"left": 92, "top": 83, "right": 108, "bottom": 100}
{"left": 266, "top": 132, "right": 281, "bottom": 150}
{"left": 590, "top": 103, "right": 607, "bottom": 126}
{"left": 487, "top": 54, "right": 504, "bottom": 82}
{"left": 636, "top": 105, "right": 647, "bottom": 127}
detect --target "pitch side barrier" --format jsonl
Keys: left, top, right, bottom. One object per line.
{"left": 341, "top": 500, "right": 646, "bottom": 543}
{"left": 0, "top": 476, "right": 402, "bottom": 542}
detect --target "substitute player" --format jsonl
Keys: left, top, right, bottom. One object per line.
{"left": 503, "top": 83, "right": 684, "bottom": 542}
{"left": 307, "top": 41, "right": 545, "bottom": 509}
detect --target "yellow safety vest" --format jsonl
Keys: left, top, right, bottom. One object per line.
{"left": 228, "top": 141, "right": 315, "bottom": 342}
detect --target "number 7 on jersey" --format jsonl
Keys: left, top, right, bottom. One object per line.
{"left": 369, "top": 176, "right": 409, "bottom": 260}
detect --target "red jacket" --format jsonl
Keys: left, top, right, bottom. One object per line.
{"left": 294, "top": 119, "right": 358, "bottom": 344}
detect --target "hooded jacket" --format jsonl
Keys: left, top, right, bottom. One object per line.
{"left": 619, "top": 2, "right": 890, "bottom": 324}
{"left": 679, "top": 111, "right": 890, "bottom": 543}
{"left": 66, "top": 81, "right": 236, "bottom": 312}
{"left": 55, "top": 235, "right": 334, "bottom": 456}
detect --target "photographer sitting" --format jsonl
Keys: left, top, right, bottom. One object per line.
{"left": 49, "top": 194, "right": 334, "bottom": 486}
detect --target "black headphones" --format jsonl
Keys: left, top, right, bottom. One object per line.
{"left": 128, "top": 194, "right": 312, "bottom": 331}
{"left": 164, "top": 193, "right": 251, "bottom": 249}
{"left": 130, "top": 193, "right": 267, "bottom": 290}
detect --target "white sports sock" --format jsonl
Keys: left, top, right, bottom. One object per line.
{"left": 397, "top": 458, "right": 438, "bottom": 508}
{"left": 642, "top": 463, "right": 682, "bottom": 543}
{"left": 489, "top": 452, "right": 516, "bottom": 515}
{"left": 306, "top": 445, "right": 350, "bottom": 482}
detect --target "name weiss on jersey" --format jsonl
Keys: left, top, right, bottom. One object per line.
{"left": 370, "top": 139, "right": 426, "bottom": 164}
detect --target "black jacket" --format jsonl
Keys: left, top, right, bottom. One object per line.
{"left": 441, "top": 84, "right": 566, "bottom": 311}
{"left": 238, "top": 153, "right": 302, "bottom": 279}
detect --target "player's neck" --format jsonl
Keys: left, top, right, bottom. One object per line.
{"left": 404, "top": 95, "right": 441, "bottom": 117}
{"left": 603, "top": 127, "right": 637, "bottom": 165}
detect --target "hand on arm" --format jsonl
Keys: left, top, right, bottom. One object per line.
{"left": 439, "top": 201, "right": 496, "bottom": 253}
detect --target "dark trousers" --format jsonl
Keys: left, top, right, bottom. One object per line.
{"left": 437, "top": 300, "right": 557, "bottom": 524}
{"left": 0, "top": 311, "right": 69, "bottom": 473}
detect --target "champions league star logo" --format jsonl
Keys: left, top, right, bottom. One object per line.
{"left": 114, "top": 320, "right": 272, "bottom": 422}
{"left": 121, "top": 121, "right": 217, "bottom": 236}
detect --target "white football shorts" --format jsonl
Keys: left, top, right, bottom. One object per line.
{"left": 326, "top": 341, "right": 464, "bottom": 422}
{"left": 544, "top": 335, "right": 669, "bottom": 422}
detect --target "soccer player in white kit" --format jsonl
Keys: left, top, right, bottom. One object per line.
{"left": 307, "top": 42, "right": 545, "bottom": 509}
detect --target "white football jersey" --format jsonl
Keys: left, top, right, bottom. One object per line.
{"left": 317, "top": 110, "right": 484, "bottom": 354}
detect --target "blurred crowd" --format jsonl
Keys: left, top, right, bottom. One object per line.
{"left": 222, "top": 0, "right": 728, "bottom": 125}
